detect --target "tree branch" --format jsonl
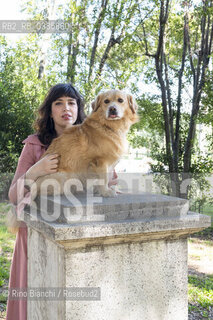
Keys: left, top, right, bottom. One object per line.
{"left": 154, "top": 0, "right": 173, "bottom": 172}
{"left": 88, "top": 0, "right": 109, "bottom": 81}
{"left": 183, "top": 0, "right": 213, "bottom": 172}
{"left": 185, "top": 8, "right": 196, "bottom": 87}
{"left": 164, "top": 53, "right": 174, "bottom": 147}
{"left": 173, "top": 7, "right": 187, "bottom": 171}
{"left": 96, "top": 0, "right": 127, "bottom": 78}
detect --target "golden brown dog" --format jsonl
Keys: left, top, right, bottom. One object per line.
{"left": 31, "top": 89, "right": 138, "bottom": 199}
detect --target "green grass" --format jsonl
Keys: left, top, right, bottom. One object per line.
{"left": 191, "top": 202, "right": 213, "bottom": 239}
{"left": 0, "top": 202, "right": 16, "bottom": 316}
{"left": 188, "top": 275, "right": 213, "bottom": 308}
{"left": 188, "top": 274, "right": 213, "bottom": 318}
{"left": 202, "top": 203, "right": 213, "bottom": 215}
{"left": 189, "top": 237, "right": 213, "bottom": 247}
{"left": 202, "top": 203, "right": 213, "bottom": 226}
{"left": 188, "top": 202, "right": 213, "bottom": 318}
{"left": 194, "top": 226, "right": 213, "bottom": 240}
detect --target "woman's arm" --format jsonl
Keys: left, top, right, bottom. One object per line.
{"left": 8, "top": 143, "right": 36, "bottom": 205}
{"left": 8, "top": 143, "right": 59, "bottom": 205}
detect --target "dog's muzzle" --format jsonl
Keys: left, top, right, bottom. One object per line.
{"left": 108, "top": 105, "right": 119, "bottom": 119}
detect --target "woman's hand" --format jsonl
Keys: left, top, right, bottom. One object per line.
{"left": 108, "top": 169, "right": 118, "bottom": 187}
{"left": 108, "top": 169, "right": 123, "bottom": 194}
{"left": 25, "top": 154, "right": 59, "bottom": 183}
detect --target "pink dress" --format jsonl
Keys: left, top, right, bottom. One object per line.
{"left": 6, "top": 134, "right": 47, "bottom": 320}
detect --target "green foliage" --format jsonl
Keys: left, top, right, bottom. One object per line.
{"left": 0, "top": 0, "right": 212, "bottom": 206}
{"left": 128, "top": 93, "right": 213, "bottom": 208}
{"left": 0, "top": 205, "right": 15, "bottom": 290}
{"left": 0, "top": 35, "right": 56, "bottom": 176}
{"left": 199, "top": 71, "right": 213, "bottom": 124}
{"left": 189, "top": 275, "right": 213, "bottom": 308}
{"left": 0, "top": 173, "right": 14, "bottom": 201}
{"left": 0, "top": 255, "right": 10, "bottom": 287}
{"left": 135, "top": 0, "right": 213, "bottom": 202}
{"left": 128, "top": 95, "right": 164, "bottom": 149}
{"left": 48, "top": 0, "right": 146, "bottom": 100}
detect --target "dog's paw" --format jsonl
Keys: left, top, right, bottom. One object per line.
{"left": 100, "top": 188, "right": 117, "bottom": 198}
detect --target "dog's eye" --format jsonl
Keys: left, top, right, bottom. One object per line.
{"left": 104, "top": 99, "right": 110, "bottom": 104}
{"left": 118, "top": 98, "right": 124, "bottom": 103}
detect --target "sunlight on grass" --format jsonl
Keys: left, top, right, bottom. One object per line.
{"left": 189, "top": 237, "right": 213, "bottom": 247}
{"left": 0, "top": 202, "right": 16, "bottom": 313}
{"left": 188, "top": 239, "right": 213, "bottom": 260}
{"left": 188, "top": 275, "right": 213, "bottom": 308}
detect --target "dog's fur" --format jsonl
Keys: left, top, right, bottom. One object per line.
{"left": 31, "top": 89, "right": 138, "bottom": 198}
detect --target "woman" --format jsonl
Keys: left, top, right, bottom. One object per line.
{"left": 6, "top": 83, "right": 87, "bottom": 320}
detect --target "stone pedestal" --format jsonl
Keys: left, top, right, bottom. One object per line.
{"left": 23, "top": 193, "right": 211, "bottom": 320}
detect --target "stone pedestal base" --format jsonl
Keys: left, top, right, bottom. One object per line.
{"left": 24, "top": 193, "right": 211, "bottom": 320}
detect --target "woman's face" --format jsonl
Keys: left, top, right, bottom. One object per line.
{"left": 51, "top": 96, "right": 78, "bottom": 136}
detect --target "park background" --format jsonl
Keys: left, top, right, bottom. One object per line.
{"left": 0, "top": 0, "right": 213, "bottom": 319}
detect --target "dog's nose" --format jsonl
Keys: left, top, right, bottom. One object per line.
{"left": 109, "top": 106, "right": 118, "bottom": 115}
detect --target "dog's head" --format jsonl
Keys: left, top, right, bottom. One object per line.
{"left": 91, "top": 90, "right": 138, "bottom": 123}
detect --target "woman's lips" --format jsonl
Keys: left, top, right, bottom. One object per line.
{"left": 62, "top": 114, "right": 72, "bottom": 120}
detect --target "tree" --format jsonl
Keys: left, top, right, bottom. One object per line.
{"left": 136, "top": 0, "right": 213, "bottom": 198}
{"left": 1, "top": 0, "right": 212, "bottom": 205}
{"left": 0, "top": 35, "right": 56, "bottom": 172}
{"left": 50, "top": 0, "right": 141, "bottom": 102}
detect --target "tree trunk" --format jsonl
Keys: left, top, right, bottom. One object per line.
{"left": 141, "top": 0, "right": 212, "bottom": 198}
{"left": 37, "top": 0, "right": 56, "bottom": 79}
{"left": 88, "top": 0, "right": 109, "bottom": 82}
{"left": 183, "top": 1, "right": 213, "bottom": 173}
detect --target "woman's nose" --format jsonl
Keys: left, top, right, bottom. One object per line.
{"left": 64, "top": 103, "right": 70, "bottom": 110}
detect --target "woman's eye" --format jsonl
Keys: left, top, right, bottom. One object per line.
{"left": 104, "top": 99, "right": 110, "bottom": 104}
{"left": 118, "top": 98, "right": 124, "bottom": 103}
{"left": 55, "top": 102, "right": 76, "bottom": 106}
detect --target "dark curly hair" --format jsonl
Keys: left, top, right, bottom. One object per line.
{"left": 34, "top": 83, "right": 86, "bottom": 146}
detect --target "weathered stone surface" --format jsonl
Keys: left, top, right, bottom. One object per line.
{"left": 28, "top": 228, "right": 65, "bottom": 319}
{"left": 65, "top": 240, "right": 188, "bottom": 320}
{"left": 29, "top": 192, "right": 190, "bottom": 223}
{"left": 24, "top": 192, "right": 211, "bottom": 320}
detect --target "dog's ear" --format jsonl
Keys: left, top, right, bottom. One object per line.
{"left": 127, "top": 94, "right": 138, "bottom": 114}
{"left": 91, "top": 94, "right": 102, "bottom": 112}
